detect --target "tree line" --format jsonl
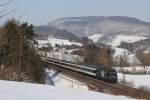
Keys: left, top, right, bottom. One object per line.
{"left": 0, "top": 19, "right": 44, "bottom": 83}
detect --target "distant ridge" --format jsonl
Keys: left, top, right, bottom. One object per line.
{"left": 46, "top": 16, "right": 150, "bottom": 37}
{"left": 34, "top": 26, "right": 79, "bottom": 41}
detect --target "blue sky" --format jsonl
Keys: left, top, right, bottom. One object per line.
{"left": 2, "top": 0, "right": 150, "bottom": 25}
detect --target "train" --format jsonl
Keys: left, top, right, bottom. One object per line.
{"left": 42, "top": 57, "right": 118, "bottom": 84}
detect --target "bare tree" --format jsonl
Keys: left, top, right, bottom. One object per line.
{"left": 136, "top": 51, "right": 150, "bottom": 74}
{"left": 83, "top": 42, "right": 99, "bottom": 65}
{"left": 118, "top": 51, "right": 129, "bottom": 82}
{"left": 96, "top": 47, "right": 114, "bottom": 68}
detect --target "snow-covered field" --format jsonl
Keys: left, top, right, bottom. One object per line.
{"left": 54, "top": 74, "right": 88, "bottom": 90}
{"left": 116, "top": 66, "right": 150, "bottom": 88}
{"left": 118, "top": 73, "right": 150, "bottom": 89}
{"left": 88, "top": 34, "right": 104, "bottom": 42}
{"left": 37, "top": 37, "right": 82, "bottom": 48}
{"left": 0, "top": 80, "right": 134, "bottom": 100}
{"left": 109, "top": 35, "right": 148, "bottom": 47}
{"left": 113, "top": 48, "right": 141, "bottom": 66}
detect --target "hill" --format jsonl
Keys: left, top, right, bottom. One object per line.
{"left": 34, "top": 26, "right": 80, "bottom": 42}
{"left": 46, "top": 16, "right": 150, "bottom": 44}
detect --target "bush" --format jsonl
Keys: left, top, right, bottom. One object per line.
{"left": 0, "top": 67, "right": 32, "bottom": 82}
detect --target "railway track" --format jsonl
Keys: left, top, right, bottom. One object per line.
{"left": 42, "top": 57, "right": 150, "bottom": 99}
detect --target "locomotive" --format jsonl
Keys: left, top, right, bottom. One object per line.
{"left": 43, "top": 57, "right": 118, "bottom": 84}
{"left": 95, "top": 67, "right": 117, "bottom": 83}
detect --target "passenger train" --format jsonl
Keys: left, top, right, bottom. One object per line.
{"left": 43, "top": 57, "right": 118, "bottom": 84}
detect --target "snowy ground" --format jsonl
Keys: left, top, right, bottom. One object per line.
{"left": 45, "top": 69, "right": 88, "bottom": 90}
{"left": 113, "top": 48, "right": 141, "bottom": 66}
{"left": 0, "top": 80, "right": 134, "bottom": 100}
{"left": 55, "top": 74, "right": 88, "bottom": 90}
{"left": 88, "top": 34, "right": 104, "bottom": 43}
{"left": 118, "top": 73, "right": 150, "bottom": 89}
{"left": 37, "top": 37, "right": 82, "bottom": 48}
{"left": 116, "top": 66, "right": 150, "bottom": 89}
{"left": 108, "top": 35, "right": 148, "bottom": 47}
